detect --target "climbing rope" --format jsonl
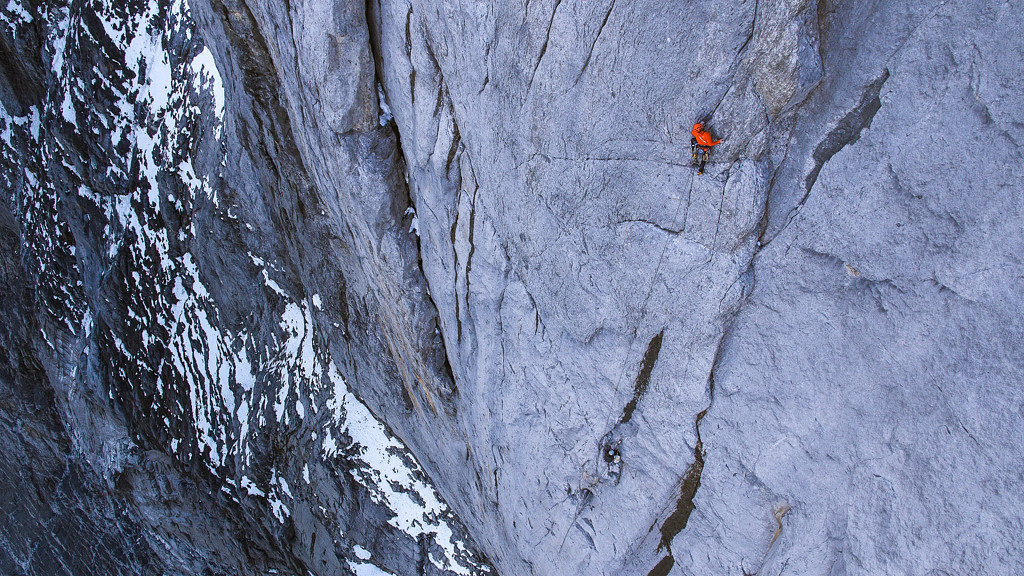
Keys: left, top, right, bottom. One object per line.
{"left": 559, "top": 163, "right": 698, "bottom": 553}
{"left": 613, "top": 167, "right": 695, "bottom": 394}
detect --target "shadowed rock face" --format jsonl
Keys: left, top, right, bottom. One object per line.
{"left": 0, "top": 0, "right": 487, "bottom": 574}
{"left": 2, "top": 0, "right": 1023, "bottom": 575}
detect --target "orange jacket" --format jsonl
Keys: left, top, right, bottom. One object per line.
{"left": 692, "top": 123, "right": 721, "bottom": 147}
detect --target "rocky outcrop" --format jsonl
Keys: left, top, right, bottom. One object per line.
{"left": 1, "top": 0, "right": 487, "bottom": 574}
{"left": 2, "top": 0, "right": 1023, "bottom": 574}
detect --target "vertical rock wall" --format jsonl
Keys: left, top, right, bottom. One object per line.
{"left": 366, "top": 0, "right": 1024, "bottom": 574}
{"left": 2, "top": 0, "right": 1023, "bottom": 574}
{"left": 1, "top": 0, "right": 489, "bottom": 574}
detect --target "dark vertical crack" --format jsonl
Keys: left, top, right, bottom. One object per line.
{"left": 654, "top": 343, "right": 725, "bottom": 559}
{"left": 464, "top": 180, "right": 478, "bottom": 316}
{"left": 337, "top": 274, "right": 351, "bottom": 340}
{"left": 657, "top": 409, "right": 706, "bottom": 554}
{"left": 478, "top": 38, "right": 492, "bottom": 94}
{"left": 707, "top": 0, "right": 758, "bottom": 121}
{"left": 647, "top": 554, "right": 675, "bottom": 576}
{"left": 575, "top": 0, "right": 616, "bottom": 83}
{"left": 664, "top": 454, "right": 706, "bottom": 546}
{"left": 756, "top": 152, "right": 784, "bottom": 248}
{"left": 404, "top": 7, "right": 413, "bottom": 53}
{"left": 528, "top": 0, "right": 562, "bottom": 91}
{"left": 452, "top": 161, "right": 477, "bottom": 344}
{"left": 405, "top": 8, "right": 416, "bottom": 104}
{"left": 762, "top": 68, "right": 890, "bottom": 247}
{"left": 433, "top": 82, "right": 446, "bottom": 118}
{"left": 620, "top": 329, "right": 663, "bottom": 425}
{"left": 710, "top": 171, "right": 730, "bottom": 254}
{"left": 421, "top": 33, "right": 448, "bottom": 125}
{"left": 653, "top": 280, "right": 745, "bottom": 551}
{"left": 365, "top": 0, "right": 382, "bottom": 76}
{"left": 525, "top": 289, "right": 543, "bottom": 335}
{"left": 816, "top": 0, "right": 834, "bottom": 64}
{"left": 803, "top": 69, "right": 889, "bottom": 196}
{"left": 445, "top": 116, "right": 461, "bottom": 177}
{"left": 735, "top": 0, "right": 760, "bottom": 57}
{"left": 451, "top": 210, "right": 462, "bottom": 342}
{"left": 366, "top": 0, "right": 464, "bottom": 414}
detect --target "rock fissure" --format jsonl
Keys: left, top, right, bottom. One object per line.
{"left": 650, "top": 304, "right": 737, "bottom": 564}
{"left": 886, "top": 1, "right": 947, "bottom": 64}
{"left": 656, "top": 426, "right": 705, "bottom": 554}
{"left": 803, "top": 68, "right": 890, "bottom": 200}
{"left": 445, "top": 117, "right": 462, "bottom": 177}
{"left": 405, "top": 7, "right": 416, "bottom": 104}
{"left": 452, "top": 227, "right": 463, "bottom": 344}
{"left": 462, "top": 172, "right": 479, "bottom": 342}
{"left": 575, "top": 0, "right": 616, "bottom": 83}
{"left": 647, "top": 554, "right": 676, "bottom": 576}
{"left": 734, "top": 0, "right": 761, "bottom": 62}
{"left": 758, "top": 137, "right": 791, "bottom": 248}
{"left": 620, "top": 329, "right": 663, "bottom": 425}
{"left": 529, "top": 0, "right": 562, "bottom": 92}
{"left": 709, "top": 0, "right": 759, "bottom": 121}
{"left": 710, "top": 166, "right": 732, "bottom": 254}
{"left": 763, "top": 67, "right": 890, "bottom": 248}
{"left": 618, "top": 218, "right": 683, "bottom": 235}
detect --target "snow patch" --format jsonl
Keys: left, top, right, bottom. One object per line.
{"left": 405, "top": 206, "right": 419, "bottom": 236}
{"left": 2, "top": 0, "right": 32, "bottom": 33}
{"left": 241, "top": 476, "right": 265, "bottom": 498}
{"left": 377, "top": 83, "right": 393, "bottom": 126}
{"left": 190, "top": 46, "right": 225, "bottom": 133}
{"left": 348, "top": 560, "right": 395, "bottom": 576}
{"left": 326, "top": 363, "right": 480, "bottom": 575}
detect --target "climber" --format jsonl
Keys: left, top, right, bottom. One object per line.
{"left": 603, "top": 439, "right": 622, "bottom": 465}
{"left": 690, "top": 122, "right": 722, "bottom": 175}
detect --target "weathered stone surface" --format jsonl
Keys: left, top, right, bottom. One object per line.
{"left": 2, "top": 0, "right": 1023, "bottom": 574}
{"left": 367, "top": 0, "right": 1024, "bottom": 574}
{"left": 1, "top": 0, "right": 488, "bottom": 574}
{"left": 680, "top": 3, "right": 1024, "bottom": 574}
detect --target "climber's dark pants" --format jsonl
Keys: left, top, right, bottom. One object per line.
{"left": 690, "top": 138, "right": 711, "bottom": 174}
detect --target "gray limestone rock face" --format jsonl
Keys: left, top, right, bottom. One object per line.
{"left": 678, "top": 3, "right": 1024, "bottom": 574}
{"left": 367, "top": 0, "right": 1024, "bottom": 574}
{"left": 2, "top": 0, "right": 1023, "bottom": 574}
